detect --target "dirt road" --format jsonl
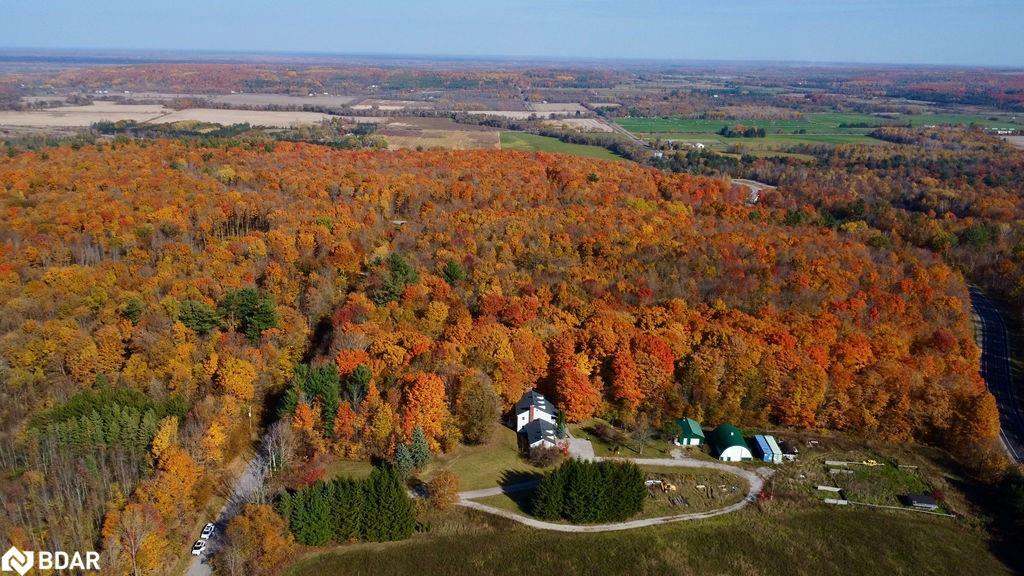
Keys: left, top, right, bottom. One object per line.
{"left": 457, "top": 456, "right": 768, "bottom": 532}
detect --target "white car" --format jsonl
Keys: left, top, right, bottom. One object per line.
{"left": 200, "top": 523, "right": 216, "bottom": 540}
{"left": 191, "top": 540, "right": 207, "bottom": 556}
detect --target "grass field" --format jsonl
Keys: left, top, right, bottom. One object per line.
{"left": 288, "top": 432, "right": 1013, "bottom": 576}
{"left": 474, "top": 466, "right": 747, "bottom": 520}
{"left": 615, "top": 111, "right": 1022, "bottom": 157}
{"left": 500, "top": 131, "right": 626, "bottom": 161}
{"left": 287, "top": 506, "right": 1009, "bottom": 576}
{"left": 616, "top": 111, "right": 1021, "bottom": 136}
{"left": 419, "top": 425, "right": 545, "bottom": 491}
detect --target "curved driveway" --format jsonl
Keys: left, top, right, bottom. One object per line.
{"left": 458, "top": 456, "right": 768, "bottom": 533}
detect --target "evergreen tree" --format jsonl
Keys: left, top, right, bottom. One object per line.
{"left": 409, "top": 426, "right": 431, "bottom": 469}
{"left": 219, "top": 288, "right": 279, "bottom": 343}
{"left": 330, "top": 478, "right": 363, "bottom": 541}
{"left": 178, "top": 299, "right": 220, "bottom": 335}
{"left": 442, "top": 260, "right": 466, "bottom": 284}
{"left": 374, "top": 466, "right": 415, "bottom": 541}
{"left": 345, "top": 364, "right": 372, "bottom": 407}
{"left": 532, "top": 468, "right": 565, "bottom": 520}
{"left": 393, "top": 443, "right": 414, "bottom": 479}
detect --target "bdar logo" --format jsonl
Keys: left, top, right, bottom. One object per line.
{"left": 1, "top": 547, "right": 33, "bottom": 576}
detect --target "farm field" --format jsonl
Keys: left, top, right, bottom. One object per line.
{"left": 0, "top": 101, "right": 167, "bottom": 126}
{"left": 151, "top": 108, "right": 334, "bottom": 127}
{"left": 0, "top": 101, "right": 338, "bottom": 128}
{"left": 467, "top": 110, "right": 572, "bottom": 119}
{"left": 499, "top": 131, "right": 625, "bottom": 161}
{"left": 615, "top": 111, "right": 1023, "bottom": 156}
{"left": 541, "top": 117, "right": 612, "bottom": 132}
{"left": 352, "top": 99, "right": 433, "bottom": 111}
{"left": 528, "top": 102, "right": 589, "bottom": 114}
{"left": 380, "top": 117, "right": 500, "bottom": 150}
{"left": 616, "top": 111, "right": 1021, "bottom": 135}
{"left": 211, "top": 93, "right": 358, "bottom": 107}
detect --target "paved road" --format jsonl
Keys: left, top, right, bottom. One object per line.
{"left": 970, "top": 287, "right": 1024, "bottom": 463}
{"left": 598, "top": 117, "right": 652, "bottom": 150}
{"left": 458, "top": 456, "right": 768, "bottom": 533}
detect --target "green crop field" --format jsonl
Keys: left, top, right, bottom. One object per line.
{"left": 500, "top": 131, "right": 625, "bottom": 161}
{"left": 614, "top": 111, "right": 1022, "bottom": 158}
{"left": 616, "top": 112, "right": 1021, "bottom": 136}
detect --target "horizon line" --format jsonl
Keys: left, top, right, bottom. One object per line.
{"left": 1, "top": 46, "right": 1021, "bottom": 71}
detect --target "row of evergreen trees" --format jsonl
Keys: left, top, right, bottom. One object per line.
{"left": 531, "top": 459, "right": 646, "bottom": 523}
{"left": 278, "top": 466, "right": 415, "bottom": 545}
{"left": 36, "top": 406, "right": 160, "bottom": 452}
{"left": 29, "top": 385, "right": 186, "bottom": 452}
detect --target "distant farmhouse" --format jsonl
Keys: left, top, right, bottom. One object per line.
{"left": 709, "top": 423, "right": 752, "bottom": 462}
{"left": 512, "top": 390, "right": 559, "bottom": 451}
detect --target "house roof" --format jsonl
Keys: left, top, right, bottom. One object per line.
{"left": 515, "top": 389, "right": 554, "bottom": 415}
{"left": 676, "top": 417, "right": 705, "bottom": 439}
{"left": 709, "top": 424, "right": 749, "bottom": 453}
{"left": 764, "top": 435, "right": 782, "bottom": 455}
{"left": 521, "top": 418, "right": 558, "bottom": 446}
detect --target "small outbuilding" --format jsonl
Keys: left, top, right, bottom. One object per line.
{"left": 904, "top": 494, "right": 939, "bottom": 511}
{"left": 709, "top": 424, "right": 752, "bottom": 462}
{"left": 752, "top": 434, "right": 783, "bottom": 464}
{"left": 675, "top": 417, "right": 705, "bottom": 446}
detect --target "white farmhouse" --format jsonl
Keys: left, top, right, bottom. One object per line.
{"left": 513, "top": 390, "right": 557, "bottom": 432}
{"left": 512, "top": 390, "right": 559, "bottom": 451}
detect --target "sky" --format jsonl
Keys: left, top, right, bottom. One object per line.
{"left": 2, "top": 0, "right": 1022, "bottom": 67}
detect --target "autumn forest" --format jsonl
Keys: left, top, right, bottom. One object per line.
{"left": 0, "top": 136, "right": 1005, "bottom": 571}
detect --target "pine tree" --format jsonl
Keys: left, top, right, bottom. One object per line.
{"left": 278, "top": 491, "right": 294, "bottom": 532}
{"left": 532, "top": 468, "right": 565, "bottom": 520}
{"left": 409, "top": 426, "right": 431, "bottom": 469}
{"left": 375, "top": 466, "right": 415, "bottom": 541}
{"left": 393, "top": 443, "right": 414, "bottom": 479}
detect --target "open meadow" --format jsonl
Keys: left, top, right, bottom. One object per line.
{"left": 499, "top": 131, "right": 625, "bottom": 161}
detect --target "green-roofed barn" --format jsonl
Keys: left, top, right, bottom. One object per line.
{"left": 709, "top": 423, "right": 752, "bottom": 462}
{"left": 675, "top": 417, "right": 705, "bottom": 446}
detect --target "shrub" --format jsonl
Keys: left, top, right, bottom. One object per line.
{"left": 528, "top": 446, "right": 565, "bottom": 468}
{"left": 428, "top": 470, "right": 460, "bottom": 511}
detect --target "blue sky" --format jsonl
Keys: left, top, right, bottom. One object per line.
{"left": 2, "top": 0, "right": 1022, "bottom": 66}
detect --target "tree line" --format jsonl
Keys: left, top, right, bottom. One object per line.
{"left": 531, "top": 459, "right": 645, "bottom": 523}
{"left": 277, "top": 466, "right": 415, "bottom": 545}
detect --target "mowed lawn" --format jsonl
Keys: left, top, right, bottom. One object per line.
{"left": 500, "top": 131, "right": 626, "bottom": 162}
{"left": 419, "top": 425, "right": 545, "bottom": 491}
{"left": 286, "top": 506, "right": 1010, "bottom": 576}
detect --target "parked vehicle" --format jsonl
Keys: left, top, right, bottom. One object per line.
{"left": 191, "top": 540, "right": 207, "bottom": 556}
{"left": 200, "top": 523, "right": 216, "bottom": 540}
